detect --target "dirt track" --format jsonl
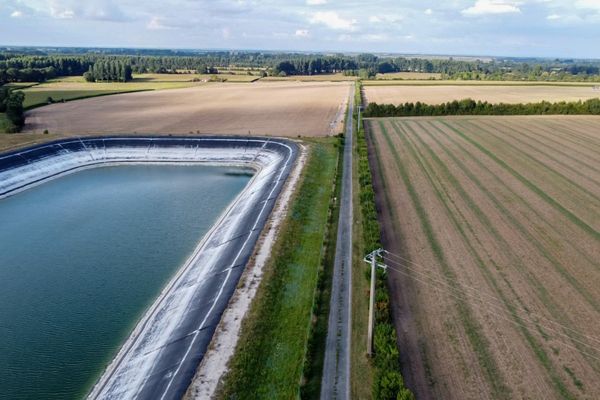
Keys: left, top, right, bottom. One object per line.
{"left": 368, "top": 115, "right": 600, "bottom": 400}
{"left": 364, "top": 85, "right": 600, "bottom": 105}
{"left": 23, "top": 81, "right": 350, "bottom": 137}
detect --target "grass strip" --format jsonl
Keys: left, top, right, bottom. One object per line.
{"left": 427, "top": 120, "right": 600, "bottom": 370}
{"left": 381, "top": 120, "right": 511, "bottom": 399}
{"left": 460, "top": 120, "right": 600, "bottom": 203}
{"left": 397, "top": 120, "right": 575, "bottom": 398}
{"left": 490, "top": 119, "right": 600, "bottom": 177}
{"left": 217, "top": 138, "right": 339, "bottom": 399}
{"left": 440, "top": 121, "right": 600, "bottom": 241}
{"left": 22, "top": 89, "right": 153, "bottom": 110}
{"left": 300, "top": 135, "right": 344, "bottom": 399}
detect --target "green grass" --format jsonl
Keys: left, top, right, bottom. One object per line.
{"left": 18, "top": 77, "right": 210, "bottom": 109}
{"left": 217, "top": 139, "right": 340, "bottom": 399}
{"left": 300, "top": 136, "right": 343, "bottom": 399}
{"left": 0, "top": 113, "right": 14, "bottom": 133}
{"left": 21, "top": 89, "right": 151, "bottom": 109}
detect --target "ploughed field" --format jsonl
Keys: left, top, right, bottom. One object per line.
{"left": 368, "top": 116, "right": 600, "bottom": 400}
{"left": 364, "top": 84, "right": 600, "bottom": 105}
{"left": 23, "top": 81, "right": 350, "bottom": 137}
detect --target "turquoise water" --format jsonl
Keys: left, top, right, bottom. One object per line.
{"left": 0, "top": 164, "right": 250, "bottom": 400}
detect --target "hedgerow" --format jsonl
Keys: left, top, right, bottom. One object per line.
{"left": 364, "top": 97, "right": 600, "bottom": 117}
{"left": 355, "top": 81, "right": 414, "bottom": 400}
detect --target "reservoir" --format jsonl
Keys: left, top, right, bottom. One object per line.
{"left": 0, "top": 164, "right": 251, "bottom": 399}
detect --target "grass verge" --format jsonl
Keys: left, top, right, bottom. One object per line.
{"left": 217, "top": 138, "right": 341, "bottom": 399}
{"left": 300, "top": 135, "right": 344, "bottom": 399}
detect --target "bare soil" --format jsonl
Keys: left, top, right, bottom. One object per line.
{"left": 368, "top": 115, "right": 600, "bottom": 400}
{"left": 22, "top": 81, "right": 350, "bottom": 137}
{"left": 364, "top": 85, "right": 600, "bottom": 105}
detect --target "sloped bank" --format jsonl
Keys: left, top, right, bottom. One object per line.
{"left": 0, "top": 136, "right": 297, "bottom": 400}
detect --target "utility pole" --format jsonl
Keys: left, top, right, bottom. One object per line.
{"left": 364, "top": 248, "right": 386, "bottom": 357}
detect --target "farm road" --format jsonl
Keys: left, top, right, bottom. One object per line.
{"left": 320, "top": 83, "right": 354, "bottom": 400}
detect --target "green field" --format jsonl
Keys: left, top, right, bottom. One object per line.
{"left": 217, "top": 139, "right": 340, "bottom": 399}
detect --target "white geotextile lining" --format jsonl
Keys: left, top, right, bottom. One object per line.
{"left": 0, "top": 141, "right": 289, "bottom": 399}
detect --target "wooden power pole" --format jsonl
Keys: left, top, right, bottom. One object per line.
{"left": 365, "top": 248, "right": 385, "bottom": 357}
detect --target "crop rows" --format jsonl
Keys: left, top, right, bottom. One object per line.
{"left": 367, "top": 115, "right": 600, "bottom": 399}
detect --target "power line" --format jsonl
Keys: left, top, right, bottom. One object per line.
{"left": 380, "top": 251, "right": 600, "bottom": 362}
{"left": 382, "top": 249, "right": 600, "bottom": 347}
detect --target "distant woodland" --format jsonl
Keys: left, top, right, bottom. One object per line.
{"left": 1, "top": 48, "right": 600, "bottom": 84}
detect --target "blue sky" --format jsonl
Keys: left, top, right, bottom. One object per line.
{"left": 1, "top": 0, "right": 600, "bottom": 58}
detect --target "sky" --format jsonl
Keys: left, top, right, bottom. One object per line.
{"left": 1, "top": 0, "right": 600, "bottom": 59}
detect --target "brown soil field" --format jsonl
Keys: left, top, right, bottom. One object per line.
{"left": 364, "top": 85, "right": 600, "bottom": 104}
{"left": 375, "top": 72, "right": 442, "bottom": 80}
{"left": 22, "top": 81, "right": 350, "bottom": 137}
{"left": 367, "top": 115, "right": 600, "bottom": 400}
{"left": 261, "top": 73, "right": 356, "bottom": 82}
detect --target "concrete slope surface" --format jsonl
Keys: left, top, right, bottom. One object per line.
{"left": 321, "top": 84, "right": 354, "bottom": 400}
{"left": 0, "top": 136, "right": 297, "bottom": 400}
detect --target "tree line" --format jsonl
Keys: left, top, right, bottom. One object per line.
{"left": 0, "top": 86, "right": 25, "bottom": 132}
{"left": 2, "top": 49, "right": 600, "bottom": 83}
{"left": 363, "top": 98, "right": 600, "bottom": 117}
{"left": 84, "top": 60, "right": 132, "bottom": 82}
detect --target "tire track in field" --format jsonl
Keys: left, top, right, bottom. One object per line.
{"left": 439, "top": 121, "right": 600, "bottom": 242}
{"left": 498, "top": 119, "right": 600, "bottom": 174}
{"left": 440, "top": 121, "right": 600, "bottom": 310}
{"left": 483, "top": 120, "right": 600, "bottom": 185}
{"left": 377, "top": 121, "right": 494, "bottom": 400}
{"left": 422, "top": 120, "right": 600, "bottom": 395}
{"left": 458, "top": 121, "right": 600, "bottom": 236}
{"left": 425, "top": 121, "right": 599, "bottom": 273}
{"left": 395, "top": 120, "right": 564, "bottom": 399}
{"left": 379, "top": 120, "right": 512, "bottom": 400}
{"left": 519, "top": 122, "right": 600, "bottom": 170}
{"left": 539, "top": 119, "right": 600, "bottom": 151}
{"left": 382, "top": 122, "right": 499, "bottom": 400}
{"left": 368, "top": 126, "right": 438, "bottom": 400}
{"left": 402, "top": 120, "right": 596, "bottom": 395}
{"left": 403, "top": 119, "right": 600, "bottom": 394}
{"left": 468, "top": 122, "right": 598, "bottom": 206}
{"left": 533, "top": 122, "right": 600, "bottom": 159}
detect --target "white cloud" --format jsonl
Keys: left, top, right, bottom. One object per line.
{"left": 546, "top": 13, "right": 560, "bottom": 19}
{"left": 222, "top": 27, "right": 231, "bottom": 39}
{"left": 368, "top": 14, "right": 403, "bottom": 24}
{"left": 424, "top": 8, "right": 433, "bottom": 15}
{"left": 10, "top": 10, "right": 23, "bottom": 18}
{"left": 575, "top": 0, "right": 600, "bottom": 11}
{"left": 46, "top": 0, "right": 129, "bottom": 21}
{"left": 147, "top": 16, "right": 174, "bottom": 30}
{"left": 50, "top": 6, "right": 75, "bottom": 18}
{"left": 306, "top": 0, "right": 327, "bottom": 4}
{"left": 309, "top": 11, "right": 357, "bottom": 30}
{"left": 462, "top": 0, "right": 522, "bottom": 16}
{"left": 295, "top": 29, "right": 310, "bottom": 37}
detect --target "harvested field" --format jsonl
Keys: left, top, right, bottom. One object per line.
{"left": 368, "top": 115, "right": 600, "bottom": 400}
{"left": 261, "top": 73, "right": 356, "bottom": 82}
{"left": 364, "top": 85, "right": 600, "bottom": 105}
{"left": 23, "top": 81, "right": 350, "bottom": 137}
{"left": 375, "top": 72, "right": 442, "bottom": 80}
{"left": 19, "top": 78, "right": 208, "bottom": 108}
